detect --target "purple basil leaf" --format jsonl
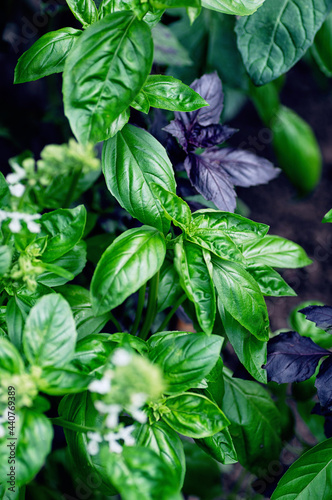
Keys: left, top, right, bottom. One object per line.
{"left": 212, "top": 148, "right": 280, "bottom": 187}
{"left": 175, "top": 72, "right": 224, "bottom": 127}
{"left": 184, "top": 153, "right": 236, "bottom": 212}
{"left": 163, "top": 119, "right": 188, "bottom": 151}
{"left": 299, "top": 305, "right": 332, "bottom": 334}
{"left": 315, "top": 356, "right": 332, "bottom": 411}
{"left": 189, "top": 123, "right": 238, "bottom": 148}
{"left": 264, "top": 331, "right": 331, "bottom": 384}
{"left": 311, "top": 403, "right": 332, "bottom": 438}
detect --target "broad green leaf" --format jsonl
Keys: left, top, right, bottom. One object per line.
{"left": 212, "top": 257, "right": 269, "bottom": 341}
{"left": 188, "top": 229, "right": 244, "bottom": 263}
{"left": 139, "top": 75, "right": 208, "bottom": 112}
{"left": 236, "top": 0, "right": 332, "bottom": 85}
{"left": 157, "top": 260, "right": 183, "bottom": 313}
{"left": 219, "top": 301, "right": 267, "bottom": 383}
{"left": 91, "top": 226, "right": 166, "bottom": 315}
{"left": 63, "top": 12, "right": 153, "bottom": 144}
{"left": 151, "top": 0, "right": 200, "bottom": 8}
{"left": 152, "top": 23, "right": 192, "bottom": 67}
{"left": 323, "top": 208, "right": 332, "bottom": 223}
{"left": 6, "top": 297, "right": 24, "bottom": 351}
{"left": 66, "top": 0, "right": 98, "bottom": 26}
{"left": 202, "top": 0, "right": 265, "bottom": 15}
{"left": 175, "top": 239, "right": 216, "bottom": 334}
{"left": 72, "top": 333, "right": 118, "bottom": 373}
{"left": 203, "top": 357, "right": 225, "bottom": 407}
{"left": 110, "top": 332, "right": 149, "bottom": 355}
{"left": 312, "top": 12, "right": 332, "bottom": 76}
{"left": 0, "top": 337, "right": 25, "bottom": 374}
{"left": 149, "top": 331, "right": 222, "bottom": 393}
{"left": 0, "top": 245, "right": 12, "bottom": 276}
{"left": 104, "top": 446, "right": 181, "bottom": 500}
{"left": 151, "top": 183, "right": 192, "bottom": 231}
{"left": 37, "top": 242, "right": 87, "bottom": 287}
{"left": 222, "top": 371, "right": 282, "bottom": 474}
{"left": 0, "top": 172, "right": 10, "bottom": 207}
{"left": 37, "top": 366, "right": 92, "bottom": 395}
{"left": 23, "top": 294, "right": 77, "bottom": 368}
{"left": 135, "top": 421, "right": 186, "bottom": 489}
{"left": 39, "top": 205, "right": 86, "bottom": 262}
{"left": 164, "top": 392, "right": 229, "bottom": 438}
{"left": 192, "top": 209, "right": 269, "bottom": 244}
{"left": 241, "top": 235, "right": 312, "bottom": 268}
{"left": 196, "top": 427, "right": 238, "bottom": 465}
{"left": 56, "top": 285, "right": 112, "bottom": 340}
{"left": 0, "top": 410, "right": 53, "bottom": 487}
{"left": 272, "top": 106, "right": 322, "bottom": 194}
{"left": 102, "top": 125, "right": 176, "bottom": 234}
{"left": 246, "top": 264, "right": 296, "bottom": 296}
{"left": 98, "top": 0, "right": 149, "bottom": 19}
{"left": 271, "top": 438, "right": 332, "bottom": 499}
{"left": 58, "top": 392, "right": 117, "bottom": 495}
{"left": 131, "top": 90, "right": 150, "bottom": 113}
{"left": 14, "top": 284, "right": 54, "bottom": 319}
{"left": 14, "top": 28, "right": 82, "bottom": 84}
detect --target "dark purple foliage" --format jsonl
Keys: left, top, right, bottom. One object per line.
{"left": 264, "top": 331, "right": 331, "bottom": 384}
{"left": 164, "top": 72, "right": 280, "bottom": 212}
{"left": 312, "top": 403, "right": 332, "bottom": 438}
{"left": 315, "top": 356, "right": 332, "bottom": 410}
{"left": 299, "top": 305, "right": 332, "bottom": 334}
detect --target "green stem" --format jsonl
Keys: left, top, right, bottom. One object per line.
{"left": 109, "top": 312, "right": 123, "bottom": 332}
{"left": 131, "top": 282, "right": 146, "bottom": 336}
{"left": 139, "top": 272, "right": 159, "bottom": 341}
{"left": 50, "top": 417, "right": 96, "bottom": 434}
{"left": 63, "top": 167, "right": 82, "bottom": 208}
{"left": 19, "top": 485, "right": 26, "bottom": 500}
{"left": 156, "top": 294, "right": 186, "bottom": 333}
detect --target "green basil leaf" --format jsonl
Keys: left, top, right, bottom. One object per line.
{"left": 195, "top": 427, "right": 238, "bottom": 465}
{"left": 151, "top": 0, "right": 200, "bottom": 8}
{"left": 37, "top": 366, "right": 92, "bottom": 395}
{"left": 0, "top": 337, "right": 25, "bottom": 374}
{"left": 192, "top": 209, "right": 269, "bottom": 244}
{"left": 14, "top": 284, "right": 54, "bottom": 319}
{"left": 66, "top": 0, "right": 98, "bottom": 26}
{"left": 203, "top": 357, "right": 224, "bottom": 407}
{"left": 0, "top": 245, "right": 12, "bottom": 276}
{"left": 63, "top": 12, "right": 153, "bottom": 144}
{"left": 14, "top": 28, "right": 82, "bottom": 84}
{"left": 102, "top": 124, "right": 176, "bottom": 234}
{"left": 164, "top": 392, "right": 229, "bottom": 438}
{"left": 0, "top": 410, "right": 53, "bottom": 487}
{"left": 56, "top": 285, "right": 112, "bottom": 340}
{"left": 202, "top": 0, "right": 265, "bottom": 15}
{"left": 222, "top": 371, "right": 282, "bottom": 474}
{"left": 219, "top": 301, "right": 267, "bottom": 383}
{"left": 37, "top": 242, "right": 87, "bottom": 287}
{"left": 175, "top": 239, "right": 216, "bottom": 334}
{"left": 58, "top": 392, "right": 117, "bottom": 495}
{"left": 188, "top": 229, "right": 244, "bottom": 263}
{"left": 23, "top": 294, "right": 77, "bottom": 368}
{"left": 323, "top": 208, "right": 332, "bottom": 223}
{"left": 0, "top": 172, "right": 10, "bottom": 207}
{"left": 157, "top": 259, "right": 183, "bottom": 313}
{"left": 151, "top": 183, "right": 192, "bottom": 231}
{"left": 139, "top": 75, "right": 208, "bottom": 112}
{"left": 271, "top": 438, "right": 332, "bottom": 499}
{"left": 110, "top": 332, "right": 149, "bottom": 355}
{"left": 135, "top": 421, "right": 186, "bottom": 489}
{"left": 91, "top": 226, "right": 166, "bottom": 315}
{"left": 149, "top": 331, "right": 222, "bottom": 394}
{"left": 289, "top": 301, "right": 332, "bottom": 350}
{"left": 236, "top": 0, "right": 332, "bottom": 85}
{"left": 246, "top": 264, "right": 296, "bottom": 296}
{"left": 72, "top": 334, "right": 118, "bottom": 373}
{"left": 241, "top": 235, "right": 312, "bottom": 268}
{"left": 131, "top": 90, "right": 150, "bottom": 113}
{"left": 312, "top": 12, "right": 332, "bottom": 77}
{"left": 152, "top": 23, "right": 192, "bottom": 67}
{"left": 212, "top": 257, "right": 269, "bottom": 341}
{"left": 104, "top": 446, "right": 181, "bottom": 500}
{"left": 6, "top": 297, "right": 24, "bottom": 352}
{"left": 271, "top": 106, "right": 322, "bottom": 195}
{"left": 39, "top": 205, "right": 86, "bottom": 262}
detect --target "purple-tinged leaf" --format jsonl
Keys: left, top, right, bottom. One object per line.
{"left": 300, "top": 305, "right": 332, "bottom": 334}
{"left": 175, "top": 72, "right": 223, "bottom": 127}
{"left": 184, "top": 153, "right": 236, "bottom": 212}
{"left": 189, "top": 124, "right": 237, "bottom": 148}
{"left": 264, "top": 331, "right": 331, "bottom": 384}
{"left": 312, "top": 403, "right": 332, "bottom": 438}
{"left": 214, "top": 148, "right": 280, "bottom": 187}
{"left": 163, "top": 119, "right": 188, "bottom": 151}
{"left": 315, "top": 356, "right": 332, "bottom": 411}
